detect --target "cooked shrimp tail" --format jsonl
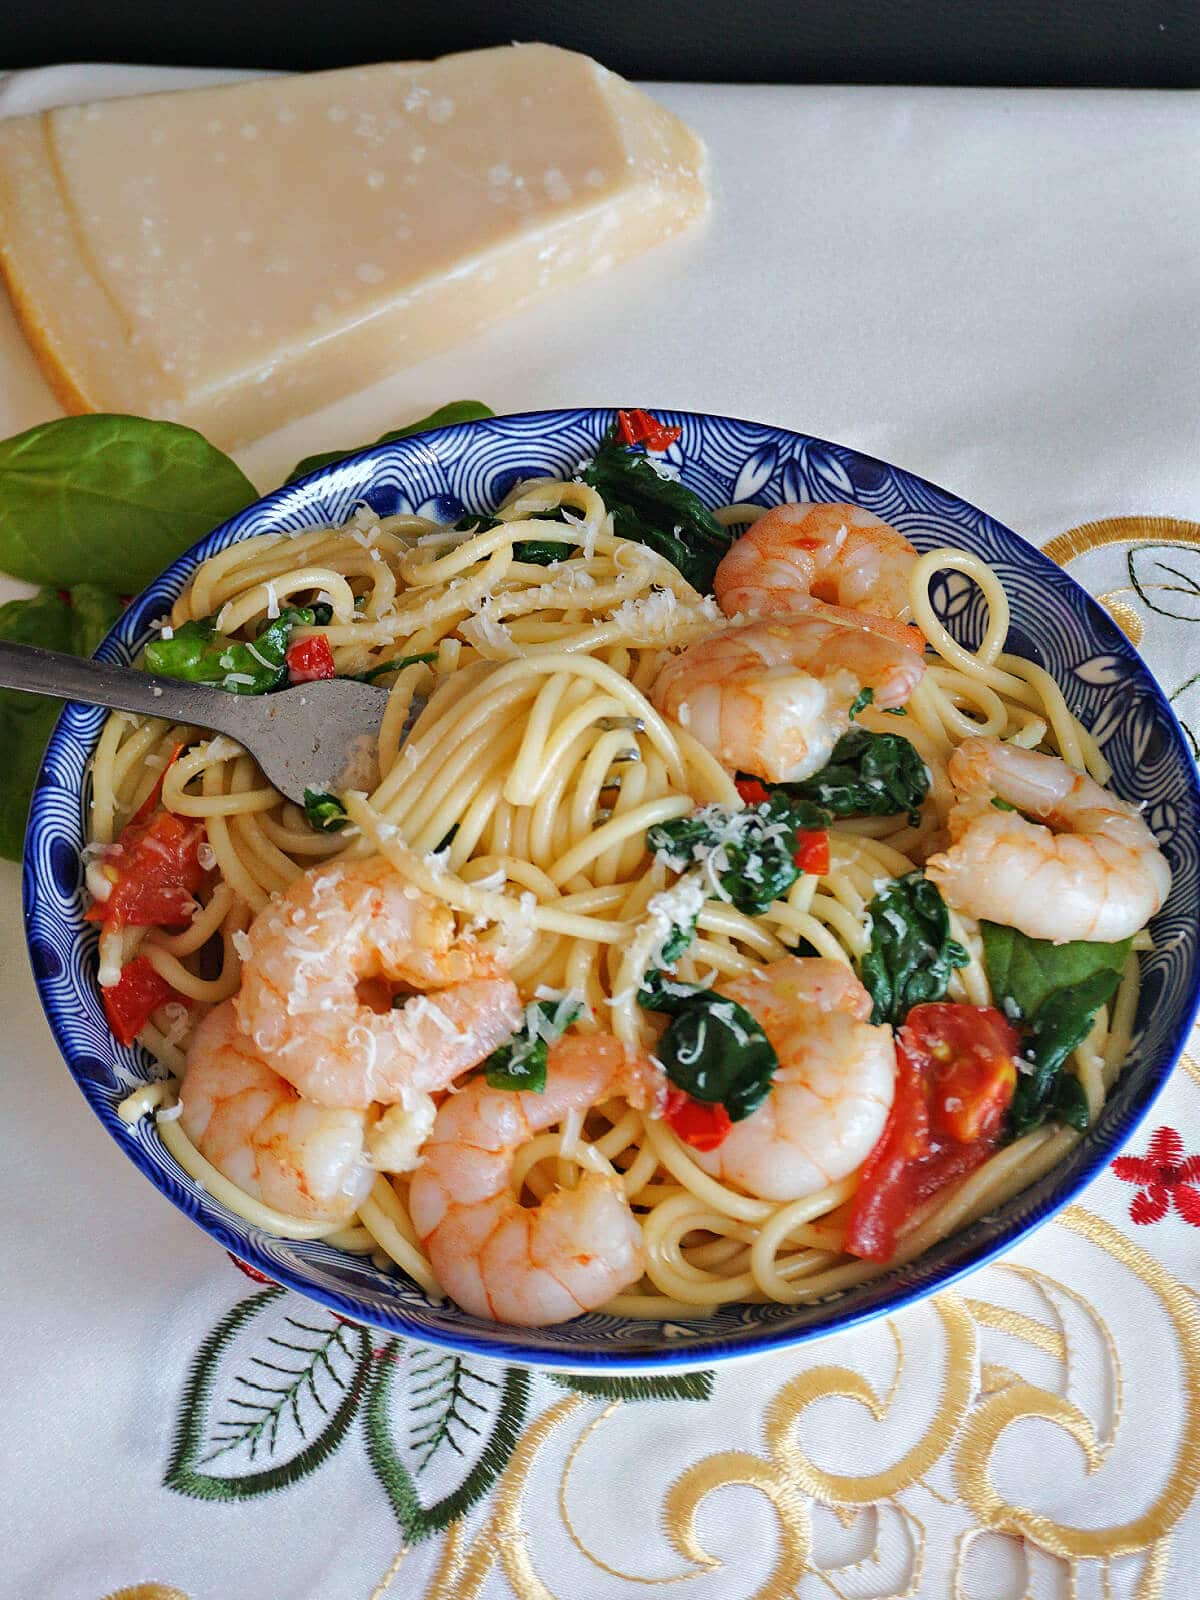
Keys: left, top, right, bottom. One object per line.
{"left": 716, "top": 501, "right": 922, "bottom": 648}
{"left": 408, "top": 1033, "right": 650, "bottom": 1325}
{"left": 180, "top": 1000, "right": 373, "bottom": 1224}
{"left": 650, "top": 616, "right": 925, "bottom": 782}
{"left": 925, "top": 736, "right": 1171, "bottom": 942}
{"left": 235, "top": 856, "right": 522, "bottom": 1108}
{"left": 690, "top": 958, "right": 896, "bottom": 1201}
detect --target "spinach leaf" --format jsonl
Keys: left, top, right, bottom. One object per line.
{"left": 785, "top": 726, "right": 930, "bottom": 826}
{"left": 981, "top": 922, "right": 1132, "bottom": 1137}
{"left": 483, "top": 996, "right": 585, "bottom": 1094}
{"left": 647, "top": 793, "right": 830, "bottom": 918}
{"left": 355, "top": 650, "right": 437, "bottom": 684}
{"left": 303, "top": 789, "right": 349, "bottom": 833}
{"left": 860, "top": 872, "right": 969, "bottom": 1026}
{"left": 637, "top": 975, "right": 777, "bottom": 1121}
{"left": 580, "top": 428, "right": 731, "bottom": 593}
{"left": 0, "top": 415, "right": 255, "bottom": 590}
{"left": 849, "top": 687, "right": 874, "bottom": 718}
{"left": 0, "top": 584, "right": 123, "bottom": 859}
{"left": 144, "top": 606, "right": 314, "bottom": 694}
{"left": 455, "top": 505, "right": 577, "bottom": 565}
{"left": 287, "top": 401, "right": 495, "bottom": 481}
{"left": 979, "top": 922, "right": 1132, "bottom": 1022}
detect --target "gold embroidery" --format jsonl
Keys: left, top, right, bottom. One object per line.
{"left": 768, "top": 1295, "right": 977, "bottom": 1506}
{"left": 101, "top": 1589, "right": 190, "bottom": 1600}
{"left": 1093, "top": 593, "right": 1144, "bottom": 644}
{"left": 368, "top": 1546, "right": 409, "bottom": 1600}
{"left": 1181, "top": 1048, "right": 1200, "bottom": 1090}
{"left": 665, "top": 1452, "right": 811, "bottom": 1600}
{"left": 954, "top": 1207, "right": 1200, "bottom": 1557}
{"left": 1134, "top": 1535, "right": 1173, "bottom": 1600}
{"left": 1041, "top": 516, "right": 1200, "bottom": 567}
{"left": 964, "top": 1298, "right": 1066, "bottom": 1361}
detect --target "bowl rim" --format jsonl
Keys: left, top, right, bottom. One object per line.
{"left": 23, "top": 404, "right": 1200, "bottom": 1373}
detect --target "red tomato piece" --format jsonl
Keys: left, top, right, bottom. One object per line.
{"left": 102, "top": 957, "right": 185, "bottom": 1047}
{"left": 85, "top": 808, "right": 208, "bottom": 931}
{"left": 664, "top": 1086, "right": 733, "bottom": 1151}
{"left": 614, "top": 408, "right": 683, "bottom": 452}
{"left": 845, "top": 1003, "right": 1020, "bottom": 1263}
{"left": 907, "top": 1002, "right": 1021, "bottom": 1145}
{"left": 794, "top": 829, "right": 830, "bottom": 875}
{"left": 286, "top": 634, "right": 336, "bottom": 684}
{"left": 735, "top": 776, "right": 771, "bottom": 807}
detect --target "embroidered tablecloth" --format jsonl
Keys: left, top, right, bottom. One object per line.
{"left": 1, "top": 65, "right": 1198, "bottom": 1600}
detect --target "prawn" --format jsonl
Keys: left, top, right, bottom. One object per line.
{"left": 691, "top": 958, "right": 896, "bottom": 1202}
{"left": 180, "top": 1000, "right": 373, "bottom": 1224}
{"left": 650, "top": 616, "right": 925, "bottom": 782}
{"left": 236, "top": 856, "right": 522, "bottom": 1108}
{"left": 925, "top": 736, "right": 1171, "bottom": 943}
{"left": 408, "top": 1033, "right": 652, "bottom": 1325}
{"left": 715, "top": 501, "right": 922, "bottom": 649}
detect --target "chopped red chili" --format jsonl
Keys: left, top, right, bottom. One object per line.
{"left": 286, "top": 634, "right": 336, "bottom": 684}
{"left": 664, "top": 1086, "right": 733, "bottom": 1151}
{"left": 615, "top": 408, "right": 682, "bottom": 452}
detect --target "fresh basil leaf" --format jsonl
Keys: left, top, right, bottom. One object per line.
{"left": 144, "top": 606, "right": 314, "bottom": 694}
{"left": 979, "top": 922, "right": 1132, "bottom": 1022}
{"left": 849, "top": 687, "right": 874, "bottom": 718}
{"left": 785, "top": 726, "right": 930, "bottom": 826}
{"left": 637, "top": 977, "right": 777, "bottom": 1121}
{"left": 647, "top": 793, "right": 828, "bottom": 918}
{"left": 0, "top": 584, "right": 123, "bottom": 859}
{"left": 991, "top": 797, "right": 1017, "bottom": 811}
{"left": 286, "top": 401, "right": 495, "bottom": 482}
{"left": 483, "top": 998, "right": 585, "bottom": 1094}
{"left": 303, "top": 789, "right": 349, "bottom": 833}
{"left": 883, "top": 706, "right": 908, "bottom": 716}
{"left": 0, "top": 415, "right": 255, "bottom": 590}
{"left": 355, "top": 651, "right": 437, "bottom": 684}
{"left": 580, "top": 428, "right": 731, "bottom": 594}
{"left": 860, "top": 872, "right": 969, "bottom": 1026}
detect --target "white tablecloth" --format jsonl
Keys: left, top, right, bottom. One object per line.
{"left": 1, "top": 64, "right": 1199, "bottom": 1600}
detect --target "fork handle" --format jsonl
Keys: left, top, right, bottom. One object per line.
{"left": 0, "top": 638, "right": 247, "bottom": 736}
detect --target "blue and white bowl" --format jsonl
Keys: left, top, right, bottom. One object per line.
{"left": 23, "top": 408, "right": 1200, "bottom": 1372}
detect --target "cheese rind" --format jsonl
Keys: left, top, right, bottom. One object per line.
{"left": 0, "top": 46, "right": 708, "bottom": 448}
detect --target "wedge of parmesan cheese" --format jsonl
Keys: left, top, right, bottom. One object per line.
{"left": 0, "top": 45, "right": 708, "bottom": 448}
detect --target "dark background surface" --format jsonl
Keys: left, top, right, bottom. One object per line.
{"left": 7, "top": 0, "right": 1200, "bottom": 86}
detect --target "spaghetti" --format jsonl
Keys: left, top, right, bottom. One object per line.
{"left": 91, "top": 458, "right": 1154, "bottom": 1322}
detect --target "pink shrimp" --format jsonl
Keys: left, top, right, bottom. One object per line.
{"left": 180, "top": 1001, "right": 373, "bottom": 1224}
{"left": 408, "top": 1034, "right": 653, "bottom": 1325}
{"left": 691, "top": 958, "right": 896, "bottom": 1201}
{"left": 715, "top": 501, "right": 923, "bottom": 650}
{"left": 650, "top": 616, "right": 926, "bottom": 782}
{"left": 235, "top": 856, "right": 522, "bottom": 1108}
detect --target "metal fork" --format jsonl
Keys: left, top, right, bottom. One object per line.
{"left": 0, "top": 640, "right": 391, "bottom": 805}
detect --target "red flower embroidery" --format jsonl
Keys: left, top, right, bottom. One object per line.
{"left": 1112, "top": 1126, "right": 1200, "bottom": 1226}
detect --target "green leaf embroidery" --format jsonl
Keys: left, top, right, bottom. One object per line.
{"left": 164, "top": 1289, "right": 373, "bottom": 1499}
{"left": 287, "top": 401, "right": 496, "bottom": 482}
{"left": 364, "top": 1339, "right": 530, "bottom": 1542}
{"left": 0, "top": 414, "right": 256, "bottom": 589}
{"left": 549, "top": 1370, "right": 714, "bottom": 1402}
